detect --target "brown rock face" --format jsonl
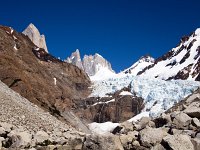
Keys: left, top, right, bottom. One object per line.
{"left": 0, "top": 25, "right": 91, "bottom": 127}
{"left": 73, "top": 88, "right": 144, "bottom": 123}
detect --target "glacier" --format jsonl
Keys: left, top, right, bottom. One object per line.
{"left": 90, "top": 74, "right": 200, "bottom": 118}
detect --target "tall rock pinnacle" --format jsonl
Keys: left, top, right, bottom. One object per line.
{"left": 23, "top": 23, "right": 48, "bottom": 53}
{"left": 66, "top": 49, "right": 84, "bottom": 70}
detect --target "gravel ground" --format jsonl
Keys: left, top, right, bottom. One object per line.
{"left": 0, "top": 80, "right": 79, "bottom": 134}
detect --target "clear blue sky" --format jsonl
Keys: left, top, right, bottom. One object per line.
{"left": 1, "top": 0, "right": 200, "bottom": 72}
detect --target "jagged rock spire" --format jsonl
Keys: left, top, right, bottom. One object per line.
{"left": 66, "top": 50, "right": 114, "bottom": 76}
{"left": 23, "top": 23, "right": 48, "bottom": 53}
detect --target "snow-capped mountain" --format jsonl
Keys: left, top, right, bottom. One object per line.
{"left": 23, "top": 23, "right": 48, "bottom": 53}
{"left": 87, "top": 28, "right": 200, "bottom": 122}
{"left": 66, "top": 49, "right": 115, "bottom": 76}
{"left": 122, "top": 55, "right": 155, "bottom": 76}
{"left": 138, "top": 28, "right": 200, "bottom": 81}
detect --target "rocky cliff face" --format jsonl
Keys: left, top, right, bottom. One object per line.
{"left": 0, "top": 25, "right": 91, "bottom": 132}
{"left": 73, "top": 87, "right": 144, "bottom": 123}
{"left": 66, "top": 49, "right": 114, "bottom": 76}
{"left": 23, "top": 23, "right": 48, "bottom": 53}
{"left": 138, "top": 28, "right": 200, "bottom": 81}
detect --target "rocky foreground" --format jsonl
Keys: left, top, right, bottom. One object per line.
{"left": 110, "top": 88, "right": 200, "bottom": 150}
{"left": 1, "top": 77, "right": 200, "bottom": 150}
{"left": 0, "top": 80, "right": 85, "bottom": 149}
{"left": 0, "top": 80, "right": 127, "bottom": 150}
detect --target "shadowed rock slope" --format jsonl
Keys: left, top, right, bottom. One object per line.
{"left": 0, "top": 25, "right": 91, "bottom": 131}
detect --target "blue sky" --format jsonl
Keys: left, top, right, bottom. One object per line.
{"left": 1, "top": 0, "right": 200, "bottom": 72}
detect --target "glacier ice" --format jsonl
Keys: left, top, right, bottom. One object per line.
{"left": 90, "top": 74, "right": 200, "bottom": 118}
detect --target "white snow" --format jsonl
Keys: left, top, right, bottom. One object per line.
{"left": 121, "top": 56, "right": 154, "bottom": 76}
{"left": 128, "top": 112, "right": 150, "bottom": 122}
{"left": 34, "top": 47, "right": 40, "bottom": 51}
{"left": 92, "top": 99, "right": 115, "bottom": 106}
{"left": 14, "top": 44, "right": 18, "bottom": 50}
{"left": 88, "top": 122, "right": 119, "bottom": 135}
{"left": 195, "top": 28, "right": 200, "bottom": 36}
{"left": 13, "top": 36, "right": 17, "bottom": 40}
{"left": 90, "top": 67, "right": 116, "bottom": 81}
{"left": 95, "top": 53, "right": 103, "bottom": 58}
{"left": 53, "top": 78, "right": 57, "bottom": 85}
{"left": 10, "top": 27, "right": 14, "bottom": 34}
{"left": 119, "top": 91, "right": 133, "bottom": 96}
{"left": 141, "top": 31, "right": 200, "bottom": 80}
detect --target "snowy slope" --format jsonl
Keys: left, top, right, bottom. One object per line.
{"left": 90, "top": 67, "right": 116, "bottom": 81}
{"left": 90, "top": 55, "right": 154, "bottom": 81}
{"left": 139, "top": 28, "right": 200, "bottom": 81}
{"left": 121, "top": 55, "right": 154, "bottom": 76}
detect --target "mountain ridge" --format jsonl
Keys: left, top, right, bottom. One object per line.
{"left": 66, "top": 49, "right": 115, "bottom": 76}
{"left": 137, "top": 28, "right": 200, "bottom": 81}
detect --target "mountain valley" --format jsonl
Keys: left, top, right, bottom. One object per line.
{"left": 0, "top": 23, "right": 199, "bottom": 149}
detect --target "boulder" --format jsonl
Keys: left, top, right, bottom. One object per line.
{"left": 139, "top": 127, "right": 168, "bottom": 147}
{"left": 0, "top": 122, "right": 13, "bottom": 133}
{"left": 161, "top": 113, "right": 172, "bottom": 123}
{"left": 184, "top": 102, "right": 200, "bottom": 118}
{"left": 134, "top": 117, "right": 155, "bottom": 130}
{"left": 182, "top": 130, "right": 196, "bottom": 137}
{"left": 83, "top": 134, "right": 123, "bottom": 150}
{"left": 150, "top": 144, "right": 165, "bottom": 150}
{"left": 0, "top": 137, "right": 5, "bottom": 149}
{"left": 191, "top": 118, "right": 200, "bottom": 128}
{"left": 185, "top": 93, "right": 200, "bottom": 104}
{"left": 153, "top": 117, "right": 169, "bottom": 128}
{"left": 34, "top": 131, "right": 49, "bottom": 144}
{"left": 120, "top": 121, "right": 134, "bottom": 133}
{"left": 191, "top": 138, "right": 200, "bottom": 150}
{"left": 0, "top": 127, "right": 6, "bottom": 136}
{"left": 172, "top": 112, "right": 192, "bottom": 129}
{"left": 119, "top": 131, "right": 138, "bottom": 149}
{"left": 171, "top": 129, "right": 183, "bottom": 135}
{"left": 163, "top": 134, "right": 194, "bottom": 150}
{"left": 132, "top": 140, "right": 140, "bottom": 147}
{"left": 120, "top": 134, "right": 133, "bottom": 149}
{"left": 8, "top": 130, "right": 32, "bottom": 148}
{"left": 196, "top": 133, "right": 200, "bottom": 138}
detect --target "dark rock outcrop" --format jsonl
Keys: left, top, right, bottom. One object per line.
{"left": 73, "top": 88, "right": 144, "bottom": 123}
